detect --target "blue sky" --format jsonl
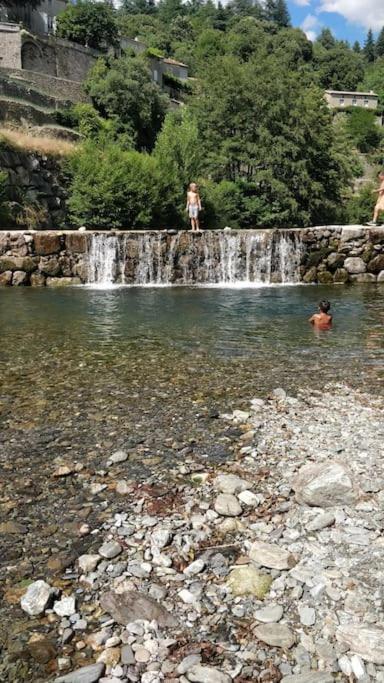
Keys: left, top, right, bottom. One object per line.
{"left": 288, "top": 0, "right": 384, "bottom": 45}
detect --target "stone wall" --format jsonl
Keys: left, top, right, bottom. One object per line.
{"left": 0, "top": 226, "right": 383, "bottom": 287}
{"left": 0, "top": 22, "right": 22, "bottom": 69}
{"left": 0, "top": 145, "right": 68, "bottom": 229}
{"left": 0, "top": 68, "right": 88, "bottom": 103}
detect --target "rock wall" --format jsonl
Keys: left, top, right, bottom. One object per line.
{"left": 0, "top": 144, "right": 68, "bottom": 229}
{"left": 0, "top": 226, "right": 383, "bottom": 286}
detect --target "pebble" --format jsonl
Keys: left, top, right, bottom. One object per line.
{"left": 121, "top": 644, "right": 135, "bottom": 665}
{"left": 177, "top": 654, "right": 202, "bottom": 674}
{"left": 98, "top": 541, "right": 122, "bottom": 559}
{"left": 299, "top": 606, "right": 316, "bottom": 626}
{"left": 254, "top": 604, "right": 284, "bottom": 623}
{"left": 238, "top": 490, "right": 260, "bottom": 506}
{"left": 249, "top": 540, "right": 296, "bottom": 570}
{"left": 55, "top": 663, "right": 106, "bottom": 683}
{"left": 20, "top": 580, "right": 54, "bottom": 616}
{"left": 107, "top": 450, "right": 128, "bottom": 465}
{"left": 214, "top": 493, "right": 242, "bottom": 517}
{"left": 183, "top": 559, "right": 205, "bottom": 576}
{"left": 53, "top": 596, "right": 76, "bottom": 617}
{"left": 134, "top": 646, "right": 151, "bottom": 663}
{"left": 186, "top": 665, "right": 232, "bottom": 683}
{"left": 254, "top": 623, "right": 296, "bottom": 649}
{"left": 214, "top": 473, "right": 250, "bottom": 495}
{"left": 306, "top": 512, "right": 335, "bottom": 532}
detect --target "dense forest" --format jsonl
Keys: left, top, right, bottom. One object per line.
{"left": 16, "top": 0, "right": 384, "bottom": 227}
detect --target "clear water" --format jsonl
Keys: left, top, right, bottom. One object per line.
{"left": 1, "top": 286, "right": 383, "bottom": 424}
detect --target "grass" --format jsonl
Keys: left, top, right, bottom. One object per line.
{"left": 0, "top": 127, "right": 76, "bottom": 157}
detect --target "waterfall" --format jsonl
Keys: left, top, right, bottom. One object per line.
{"left": 86, "top": 230, "right": 303, "bottom": 286}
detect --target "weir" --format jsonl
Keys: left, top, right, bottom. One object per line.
{"left": 87, "top": 230, "right": 303, "bottom": 286}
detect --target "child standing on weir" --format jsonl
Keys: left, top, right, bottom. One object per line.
{"left": 186, "top": 183, "right": 202, "bottom": 232}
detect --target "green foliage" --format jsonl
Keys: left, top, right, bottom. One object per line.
{"left": 85, "top": 54, "right": 168, "bottom": 150}
{"left": 364, "top": 29, "right": 376, "bottom": 63}
{"left": 67, "top": 142, "right": 164, "bottom": 228}
{"left": 376, "top": 28, "right": 384, "bottom": 58}
{"left": 314, "top": 42, "right": 364, "bottom": 90}
{"left": 346, "top": 182, "right": 377, "bottom": 224}
{"left": 0, "top": 170, "right": 10, "bottom": 227}
{"left": 264, "top": 0, "right": 290, "bottom": 28}
{"left": 121, "top": 0, "right": 157, "bottom": 15}
{"left": 162, "top": 72, "right": 192, "bottom": 93}
{"left": 316, "top": 28, "right": 336, "bottom": 50}
{"left": 56, "top": 0, "right": 119, "bottom": 51}
{"left": 346, "top": 108, "right": 382, "bottom": 152}
{"left": 200, "top": 179, "right": 244, "bottom": 228}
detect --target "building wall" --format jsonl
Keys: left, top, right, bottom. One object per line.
{"left": 0, "top": 23, "right": 22, "bottom": 69}
{"left": 325, "top": 92, "right": 378, "bottom": 109}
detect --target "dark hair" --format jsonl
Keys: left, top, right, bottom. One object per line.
{"left": 319, "top": 300, "right": 331, "bottom": 313}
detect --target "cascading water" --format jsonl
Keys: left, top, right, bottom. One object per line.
{"left": 86, "top": 230, "right": 303, "bottom": 286}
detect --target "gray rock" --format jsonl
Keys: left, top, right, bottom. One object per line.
{"left": 306, "top": 512, "right": 335, "bottom": 532}
{"left": 20, "top": 580, "right": 54, "bottom": 616}
{"left": 281, "top": 673, "right": 334, "bottom": 683}
{"left": 12, "top": 270, "right": 28, "bottom": 286}
{"left": 214, "top": 493, "right": 242, "bottom": 517}
{"left": 249, "top": 541, "right": 296, "bottom": 570}
{"left": 214, "top": 474, "right": 250, "bottom": 495}
{"left": 55, "top": 663, "right": 105, "bottom": 683}
{"left": 336, "top": 624, "right": 384, "bottom": 664}
{"left": 377, "top": 270, "right": 384, "bottom": 282}
{"left": 177, "top": 655, "right": 202, "bottom": 675}
{"left": 254, "top": 623, "right": 295, "bottom": 649}
{"left": 54, "top": 596, "right": 76, "bottom": 617}
{"left": 98, "top": 541, "right": 122, "bottom": 559}
{"left": 183, "top": 559, "right": 205, "bottom": 576}
{"left": 186, "top": 665, "right": 232, "bottom": 682}
{"left": 293, "top": 461, "right": 356, "bottom": 508}
{"left": 299, "top": 606, "right": 316, "bottom": 626}
{"left": 100, "top": 589, "right": 177, "bottom": 627}
{"left": 254, "top": 604, "right": 284, "bottom": 623}
{"left": 121, "top": 644, "right": 135, "bottom": 665}
{"left": 344, "top": 257, "right": 366, "bottom": 274}
{"left": 78, "top": 554, "right": 101, "bottom": 573}
{"left": 151, "top": 528, "right": 171, "bottom": 549}
{"left": 107, "top": 450, "right": 128, "bottom": 464}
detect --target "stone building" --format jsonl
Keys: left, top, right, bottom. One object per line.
{"left": 325, "top": 90, "right": 378, "bottom": 110}
{"left": 0, "top": 0, "right": 68, "bottom": 35}
{"left": 121, "top": 36, "right": 189, "bottom": 89}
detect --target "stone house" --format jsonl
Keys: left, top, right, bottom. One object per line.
{"left": 0, "top": 0, "right": 68, "bottom": 35}
{"left": 121, "top": 36, "right": 189, "bottom": 89}
{"left": 325, "top": 90, "right": 378, "bottom": 110}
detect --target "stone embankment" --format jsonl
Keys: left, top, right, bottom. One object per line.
{"left": 0, "top": 226, "right": 383, "bottom": 286}
{"left": 3, "top": 385, "right": 384, "bottom": 682}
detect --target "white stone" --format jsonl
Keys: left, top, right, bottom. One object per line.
{"left": 98, "top": 541, "right": 122, "bottom": 559}
{"left": 53, "top": 596, "right": 76, "bottom": 617}
{"left": 55, "top": 663, "right": 106, "bottom": 683}
{"left": 151, "top": 528, "right": 171, "bottom": 549}
{"left": 186, "top": 665, "right": 232, "bottom": 683}
{"left": 178, "top": 589, "right": 196, "bottom": 604}
{"left": 108, "top": 450, "right": 128, "bottom": 464}
{"left": 20, "top": 580, "right": 54, "bottom": 616}
{"left": 183, "top": 559, "right": 205, "bottom": 576}
{"left": 338, "top": 656, "right": 352, "bottom": 676}
{"left": 293, "top": 461, "right": 356, "bottom": 508}
{"left": 281, "top": 674, "right": 334, "bottom": 683}
{"left": 238, "top": 490, "right": 260, "bottom": 506}
{"left": 254, "top": 604, "right": 283, "bottom": 623}
{"left": 306, "top": 512, "right": 335, "bottom": 532}
{"left": 249, "top": 540, "right": 296, "bottom": 570}
{"left": 177, "top": 655, "right": 202, "bottom": 674}
{"left": 214, "top": 473, "right": 250, "bottom": 495}
{"left": 134, "top": 646, "right": 151, "bottom": 663}
{"left": 232, "top": 410, "right": 250, "bottom": 423}
{"left": 351, "top": 655, "right": 366, "bottom": 679}
{"left": 214, "top": 494, "right": 242, "bottom": 517}
{"left": 299, "top": 606, "right": 316, "bottom": 626}
{"left": 344, "top": 257, "right": 366, "bottom": 274}
{"left": 336, "top": 624, "right": 384, "bottom": 664}
{"left": 78, "top": 554, "right": 101, "bottom": 573}
{"left": 116, "top": 480, "right": 131, "bottom": 495}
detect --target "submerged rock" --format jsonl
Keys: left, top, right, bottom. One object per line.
{"left": 100, "top": 589, "right": 177, "bottom": 627}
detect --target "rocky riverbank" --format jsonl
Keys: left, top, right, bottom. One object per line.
{"left": 2, "top": 385, "right": 384, "bottom": 682}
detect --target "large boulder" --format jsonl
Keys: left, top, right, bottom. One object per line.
{"left": 12, "top": 270, "right": 28, "bottom": 286}
{"left": 39, "top": 257, "right": 61, "bottom": 277}
{"left": 327, "top": 252, "right": 345, "bottom": 270}
{"left": 367, "top": 254, "right": 384, "bottom": 274}
{"left": 344, "top": 257, "right": 366, "bottom": 274}
{"left": 336, "top": 624, "right": 384, "bottom": 664}
{"left": 0, "top": 256, "right": 36, "bottom": 273}
{"left": 0, "top": 270, "right": 12, "bottom": 285}
{"left": 293, "top": 461, "right": 356, "bottom": 508}
{"left": 65, "top": 233, "right": 88, "bottom": 254}
{"left": 33, "top": 233, "right": 61, "bottom": 255}
{"left": 333, "top": 268, "right": 349, "bottom": 283}
{"left": 317, "top": 271, "right": 333, "bottom": 284}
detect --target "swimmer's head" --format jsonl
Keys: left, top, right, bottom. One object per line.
{"left": 189, "top": 182, "right": 197, "bottom": 191}
{"left": 319, "top": 300, "right": 331, "bottom": 313}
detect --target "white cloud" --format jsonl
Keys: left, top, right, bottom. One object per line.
{"left": 319, "top": 0, "right": 384, "bottom": 31}
{"left": 293, "top": 0, "right": 311, "bottom": 7}
{"left": 301, "top": 13, "right": 321, "bottom": 41}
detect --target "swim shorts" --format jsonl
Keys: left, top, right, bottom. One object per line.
{"left": 189, "top": 205, "right": 199, "bottom": 219}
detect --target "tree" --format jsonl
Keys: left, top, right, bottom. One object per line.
{"left": 158, "top": 0, "right": 185, "bottom": 24}
{"left": 364, "top": 29, "right": 376, "bottom": 63}
{"left": 346, "top": 108, "right": 382, "bottom": 153}
{"left": 56, "top": 0, "right": 119, "bottom": 51}
{"left": 376, "top": 27, "right": 384, "bottom": 58}
{"left": 265, "top": 0, "right": 290, "bottom": 27}
{"left": 315, "top": 43, "right": 365, "bottom": 91}
{"left": 316, "top": 28, "right": 336, "bottom": 50}
{"left": 120, "top": 0, "right": 157, "bottom": 14}
{"left": 85, "top": 55, "right": 168, "bottom": 150}
{"left": 353, "top": 40, "right": 361, "bottom": 53}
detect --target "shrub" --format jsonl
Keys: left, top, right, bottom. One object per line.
{"left": 67, "top": 142, "right": 165, "bottom": 228}
{"left": 346, "top": 108, "right": 382, "bottom": 152}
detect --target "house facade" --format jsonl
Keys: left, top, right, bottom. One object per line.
{"left": 325, "top": 90, "right": 379, "bottom": 110}
{"left": 0, "top": 0, "right": 68, "bottom": 35}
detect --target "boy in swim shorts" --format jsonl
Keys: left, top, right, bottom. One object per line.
{"left": 186, "top": 182, "right": 202, "bottom": 232}
{"left": 309, "top": 300, "right": 333, "bottom": 330}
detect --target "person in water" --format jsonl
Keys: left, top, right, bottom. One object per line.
{"left": 186, "top": 182, "right": 202, "bottom": 232}
{"left": 368, "top": 171, "right": 384, "bottom": 226}
{"left": 309, "top": 300, "right": 333, "bottom": 330}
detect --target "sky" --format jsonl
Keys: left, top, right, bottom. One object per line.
{"left": 288, "top": 0, "right": 384, "bottom": 45}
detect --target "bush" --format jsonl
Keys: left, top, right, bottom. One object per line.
{"left": 56, "top": 0, "right": 119, "bottom": 51}
{"left": 346, "top": 182, "right": 379, "bottom": 224}
{"left": 346, "top": 108, "right": 382, "bottom": 153}
{"left": 199, "top": 179, "right": 244, "bottom": 228}
{"left": 67, "top": 142, "right": 165, "bottom": 228}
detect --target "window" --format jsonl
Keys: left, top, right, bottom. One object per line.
{"left": 364, "top": 99, "right": 369, "bottom": 107}
{"left": 47, "top": 15, "right": 54, "bottom": 32}
{"left": 153, "top": 69, "right": 158, "bottom": 83}
{"left": 339, "top": 97, "right": 345, "bottom": 106}
{"left": 352, "top": 97, "right": 357, "bottom": 106}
